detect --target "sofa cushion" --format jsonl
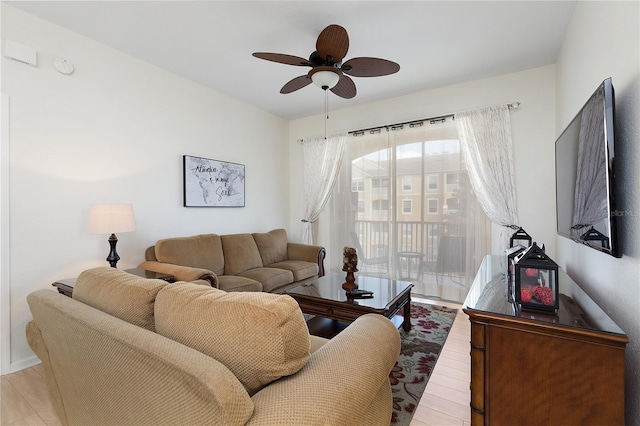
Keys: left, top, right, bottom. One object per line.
{"left": 238, "top": 268, "right": 294, "bottom": 293}
{"left": 154, "top": 283, "right": 310, "bottom": 396}
{"left": 216, "top": 275, "right": 263, "bottom": 292}
{"left": 73, "top": 267, "right": 168, "bottom": 332}
{"left": 221, "top": 234, "right": 263, "bottom": 275}
{"left": 267, "top": 260, "right": 319, "bottom": 282}
{"left": 155, "top": 234, "right": 224, "bottom": 276}
{"left": 252, "top": 229, "right": 288, "bottom": 265}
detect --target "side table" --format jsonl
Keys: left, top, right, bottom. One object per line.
{"left": 52, "top": 268, "right": 175, "bottom": 298}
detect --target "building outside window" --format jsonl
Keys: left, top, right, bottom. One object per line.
{"left": 372, "top": 177, "right": 389, "bottom": 195}
{"left": 402, "top": 176, "right": 412, "bottom": 191}
{"left": 402, "top": 199, "right": 412, "bottom": 214}
{"left": 427, "top": 198, "right": 438, "bottom": 214}
{"left": 372, "top": 199, "right": 389, "bottom": 217}
{"left": 446, "top": 172, "right": 460, "bottom": 192}
{"left": 427, "top": 174, "right": 438, "bottom": 191}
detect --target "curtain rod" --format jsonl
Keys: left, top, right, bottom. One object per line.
{"left": 348, "top": 101, "right": 521, "bottom": 136}
{"left": 297, "top": 101, "right": 520, "bottom": 143}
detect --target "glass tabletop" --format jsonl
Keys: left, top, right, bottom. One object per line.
{"left": 286, "top": 273, "right": 413, "bottom": 310}
{"left": 463, "top": 255, "right": 626, "bottom": 336}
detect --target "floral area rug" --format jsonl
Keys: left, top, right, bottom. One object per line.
{"left": 390, "top": 302, "right": 458, "bottom": 425}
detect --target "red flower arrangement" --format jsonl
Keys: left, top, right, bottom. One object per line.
{"left": 521, "top": 285, "right": 554, "bottom": 306}
{"left": 533, "top": 285, "right": 554, "bottom": 306}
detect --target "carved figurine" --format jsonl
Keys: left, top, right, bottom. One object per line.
{"left": 342, "top": 246, "right": 358, "bottom": 290}
{"left": 342, "top": 246, "right": 358, "bottom": 272}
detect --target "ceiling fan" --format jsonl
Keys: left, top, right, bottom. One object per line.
{"left": 253, "top": 24, "right": 400, "bottom": 99}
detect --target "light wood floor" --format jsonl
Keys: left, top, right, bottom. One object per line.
{"left": 410, "top": 301, "right": 471, "bottom": 426}
{"left": 1, "top": 363, "right": 61, "bottom": 426}
{"left": 1, "top": 302, "right": 471, "bottom": 426}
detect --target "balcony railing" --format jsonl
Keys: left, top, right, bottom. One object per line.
{"left": 353, "top": 219, "right": 467, "bottom": 273}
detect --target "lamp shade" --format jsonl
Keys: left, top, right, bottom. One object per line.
{"left": 89, "top": 204, "right": 136, "bottom": 235}
{"left": 310, "top": 68, "right": 341, "bottom": 89}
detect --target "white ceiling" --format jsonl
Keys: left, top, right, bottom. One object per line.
{"left": 8, "top": 1, "right": 576, "bottom": 120}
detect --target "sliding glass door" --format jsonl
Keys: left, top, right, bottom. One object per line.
{"left": 326, "top": 118, "right": 490, "bottom": 303}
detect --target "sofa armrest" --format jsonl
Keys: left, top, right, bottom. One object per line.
{"left": 287, "top": 243, "right": 326, "bottom": 277}
{"left": 247, "top": 314, "right": 400, "bottom": 425}
{"left": 138, "top": 261, "right": 218, "bottom": 288}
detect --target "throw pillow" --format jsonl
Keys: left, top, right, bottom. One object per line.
{"left": 73, "top": 267, "right": 168, "bottom": 332}
{"left": 252, "top": 229, "right": 288, "bottom": 266}
{"left": 154, "top": 283, "right": 310, "bottom": 395}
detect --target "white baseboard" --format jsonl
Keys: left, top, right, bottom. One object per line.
{"left": 9, "top": 355, "right": 41, "bottom": 374}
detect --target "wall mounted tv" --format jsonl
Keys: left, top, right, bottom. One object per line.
{"left": 555, "top": 77, "right": 619, "bottom": 257}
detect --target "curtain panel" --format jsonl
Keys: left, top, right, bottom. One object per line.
{"left": 301, "top": 132, "right": 347, "bottom": 244}
{"left": 455, "top": 105, "right": 519, "bottom": 249}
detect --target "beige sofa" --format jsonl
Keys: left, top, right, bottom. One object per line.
{"left": 26, "top": 267, "right": 400, "bottom": 426}
{"left": 139, "top": 229, "right": 325, "bottom": 293}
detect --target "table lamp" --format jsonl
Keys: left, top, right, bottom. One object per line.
{"left": 89, "top": 204, "right": 136, "bottom": 268}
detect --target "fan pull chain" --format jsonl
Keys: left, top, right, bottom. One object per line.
{"left": 324, "top": 88, "right": 329, "bottom": 141}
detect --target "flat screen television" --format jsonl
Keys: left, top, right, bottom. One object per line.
{"left": 555, "top": 77, "right": 619, "bottom": 257}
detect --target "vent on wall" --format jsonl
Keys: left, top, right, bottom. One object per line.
{"left": 4, "top": 39, "right": 37, "bottom": 66}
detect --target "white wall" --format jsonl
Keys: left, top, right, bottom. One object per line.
{"left": 289, "top": 65, "right": 558, "bottom": 267}
{"left": 1, "top": 6, "right": 290, "bottom": 372}
{"left": 555, "top": 1, "right": 640, "bottom": 423}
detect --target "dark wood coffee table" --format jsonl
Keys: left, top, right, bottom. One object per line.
{"left": 285, "top": 273, "right": 413, "bottom": 338}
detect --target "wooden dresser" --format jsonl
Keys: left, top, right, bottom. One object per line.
{"left": 463, "top": 255, "right": 628, "bottom": 425}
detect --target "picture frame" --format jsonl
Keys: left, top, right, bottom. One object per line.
{"left": 183, "top": 155, "right": 245, "bottom": 207}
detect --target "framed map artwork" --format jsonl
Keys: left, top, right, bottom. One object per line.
{"left": 183, "top": 155, "right": 245, "bottom": 207}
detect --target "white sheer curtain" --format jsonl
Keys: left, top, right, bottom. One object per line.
{"left": 301, "top": 132, "right": 347, "bottom": 244}
{"left": 455, "top": 105, "right": 519, "bottom": 249}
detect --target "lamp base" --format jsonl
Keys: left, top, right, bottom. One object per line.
{"left": 107, "top": 233, "right": 120, "bottom": 268}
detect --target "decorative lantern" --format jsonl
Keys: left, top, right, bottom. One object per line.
{"left": 505, "top": 245, "right": 525, "bottom": 280}
{"left": 509, "top": 227, "right": 532, "bottom": 248}
{"left": 514, "top": 242, "right": 559, "bottom": 312}
{"left": 504, "top": 245, "right": 525, "bottom": 301}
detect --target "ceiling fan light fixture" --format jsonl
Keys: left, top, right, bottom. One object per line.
{"left": 309, "top": 67, "right": 341, "bottom": 90}
{"left": 254, "top": 25, "right": 397, "bottom": 99}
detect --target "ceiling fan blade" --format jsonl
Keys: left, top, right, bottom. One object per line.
{"left": 331, "top": 75, "right": 356, "bottom": 99}
{"left": 280, "top": 75, "right": 312, "bottom": 94}
{"left": 342, "top": 57, "right": 400, "bottom": 77}
{"left": 316, "top": 24, "right": 349, "bottom": 63}
{"left": 253, "top": 52, "right": 311, "bottom": 67}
